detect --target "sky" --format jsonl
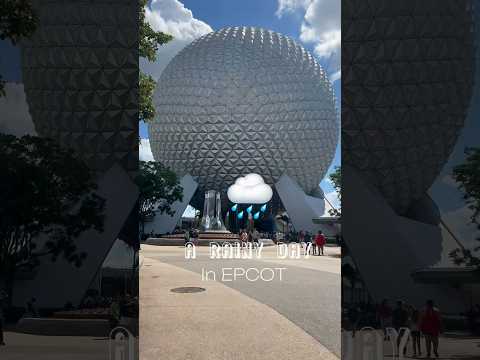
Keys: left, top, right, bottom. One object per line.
{"left": 139, "top": 0, "right": 341, "bottom": 210}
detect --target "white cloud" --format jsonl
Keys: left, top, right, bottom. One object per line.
{"left": 146, "top": 0, "right": 212, "bottom": 41}
{"left": 227, "top": 173, "right": 273, "bottom": 204}
{"left": 139, "top": 138, "right": 154, "bottom": 161}
{"left": 0, "top": 82, "right": 36, "bottom": 136}
{"left": 275, "top": 0, "right": 340, "bottom": 82}
{"left": 141, "top": 0, "right": 213, "bottom": 81}
{"left": 275, "top": 0, "right": 311, "bottom": 17}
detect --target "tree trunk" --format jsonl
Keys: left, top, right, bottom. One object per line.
{"left": 130, "top": 249, "right": 138, "bottom": 295}
{"left": 140, "top": 219, "right": 145, "bottom": 241}
{"left": 350, "top": 279, "right": 355, "bottom": 304}
{"left": 4, "top": 264, "right": 16, "bottom": 310}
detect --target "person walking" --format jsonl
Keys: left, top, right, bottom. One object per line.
{"left": 410, "top": 307, "right": 422, "bottom": 357}
{"left": 26, "top": 297, "right": 38, "bottom": 317}
{"left": 298, "top": 230, "right": 305, "bottom": 246}
{"left": 392, "top": 300, "right": 409, "bottom": 356}
{"left": 252, "top": 228, "right": 260, "bottom": 244}
{"left": 110, "top": 296, "right": 121, "bottom": 329}
{"left": 305, "top": 231, "right": 312, "bottom": 254}
{"left": 315, "top": 230, "right": 326, "bottom": 255}
{"left": 420, "top": 300, "right": 442, "bottom": 358}
{"left": 377, "top": 299, "right": 393, "bottom": 340}
{"left": 311, "top": 232, "right": 317, "bottom": 255}
{"left": 193, "top": 229, "right": 199, "bottom": 245}
{"left": 240, "top": 229, "right": 248, "bottom": 244}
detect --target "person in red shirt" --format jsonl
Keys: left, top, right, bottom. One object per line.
{"left": 420, "top": 299, "right": 442, "bottom": 358}
{"left": 315, "top": 230, "right": 326, "bottom": 255}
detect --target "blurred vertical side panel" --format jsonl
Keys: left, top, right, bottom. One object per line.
{"left": 0, "top": 0, "right": 139, "bottom": 359}
{"left": 342, "top": 0, "right": 480, "bottom": 357}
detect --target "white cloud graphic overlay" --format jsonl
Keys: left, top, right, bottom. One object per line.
{"left": 227, "top": 174, "right": 273, "bottom": 204}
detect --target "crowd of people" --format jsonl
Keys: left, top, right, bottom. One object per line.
{"left": 299, "top": 230, "right": 327, "bottom": 255}
{"left": 191, "top": 228, "right": 329, "bottom": 256}
{"left": 344, "top": 299, "right": 443, "bottom": 358}
{"left": 183, "top": 228, "right": 199, "bottom": 244}
{"left": 238, "top": 228, "right": 260, "bottom": 243}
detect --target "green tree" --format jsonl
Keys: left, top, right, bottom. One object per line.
{"left": 136, "top": 161, "right": 183, "bottom": 238}
{"left": 0, "top": 0, "right": 38, "bottom": 96}
{"left": 328, "top": 166, "right": 341, "bottom": 216}
{"left": 450, "top": 147, "right": 480, "bottom": 268}
{"left": 139, "top": 0, "right": 173, "bottom": 122}
{"left": 0, "top": 135, "right": 105, "bottom": 301}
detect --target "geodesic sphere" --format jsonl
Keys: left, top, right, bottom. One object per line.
{"left": 342, "top": 0, "right": 474, "bottom": 214}
{"left": 21, "top": 0, "right": 138, "bottom": 174}
{"left": 150, "top": 27, "right": 338, "bottom": 198}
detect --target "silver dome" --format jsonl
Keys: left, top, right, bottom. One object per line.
{"left": 150, "top": 26, "right": 338, "bottom": 198}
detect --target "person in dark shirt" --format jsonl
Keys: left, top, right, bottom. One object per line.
{"left": 184, "top": 229, "right": 190, "bottom": 244}
{"left": 26, "top": 297, "right": 38, "bottom": 317}
{"left": 393, "top": 300, "right": 409, "bottom": 328}
{"left": 409, "top": 307, "right": 422, "bottom": 357}
{"left": 392, "top": 300, "right": 409, "bottom": 356}
{"left": 377, "top": 299, "right": 392, "bottom": 340}
{"left": 304, "top": 232, "right": 312, "bottom": 254}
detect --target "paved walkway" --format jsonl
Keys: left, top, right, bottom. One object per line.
{"left": 343, "top": 330, "right": 480, "bottom": 359}
{"left": 384, "top": 336, "right": 480, "bottom": 359}
{"left": 0, "top": 332, "right": 111, "bottom": 360}
{"left": 140, "top": 255, "right": 339, "bottom": 360}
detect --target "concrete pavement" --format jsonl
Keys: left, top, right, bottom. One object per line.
{"left": 140, "top": 244, "right": 341, "bottom": 359}
{"left": 140, "top": 255, "right": 338, "bottom": 360}
{"left": 344, "top": 330, "right": 480, "bottom": 359}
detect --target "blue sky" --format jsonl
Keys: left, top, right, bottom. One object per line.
{"left": 141, "top": 0, "right": 341, "bottom": 206}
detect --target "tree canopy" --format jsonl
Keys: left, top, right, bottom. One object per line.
{"left": 328, "top": 166, "right": 341, "bottom": 216}
{"left": 139, "top": 0, "right": 173, "bottom": 122}
{"left": 0, "top": 135, "right": 105, "bottom": 296}
{"left": 136, "top": 161, "right": 183, "bottom": 237}
{"left": 0, "top": 0, "right": 37, "bottom": 44}
{"left": 450, "top": 147, "right": 480, "bottom": 268}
